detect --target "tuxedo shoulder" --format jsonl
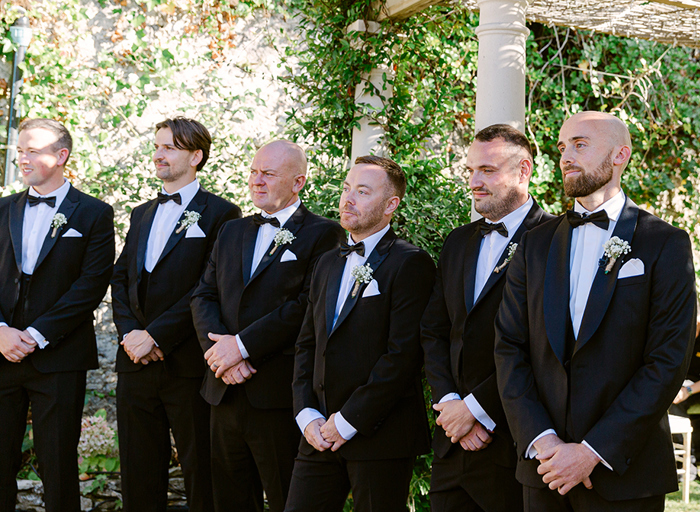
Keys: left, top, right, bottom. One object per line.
{"left": 74, "top": 188, "right": 113, "bottom": 212}
{"left": 391, "top": 237, "right": 433, "bottom": 261}
{"left": 522, "top": 213, "right": 563, "bottom": 238}
{"left": 636, "top": 208, "right": 687, "bottom": 235}
{"left": 0, "top": 191, "right": 23, "bottom": 207}
{"left": 302, "top": 210, "right": 342, "bottom": 228}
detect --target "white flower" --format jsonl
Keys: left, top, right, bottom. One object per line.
{"left": 600, "top": 236, "right": 631, "bottom": 274}
{"left": 51, "top": 213, "right": 67, "bottom": 238}
{"left": 494, "top": 242, "right": 518, "bottom": 274}
{"left": 270, "top": 228, "right": 295, "bottom": 255}
{"left": 350, "top": 263, "right": 373, "bottom": 298}
{"left": 78, "top": 415, "right": 117, "bottom": 459}
{"left": 175, "top": 210, "right": 201, "bottom": 234}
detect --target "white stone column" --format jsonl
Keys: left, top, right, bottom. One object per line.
{"left": 347, "top": 20, "right": 394, "bottom": 164}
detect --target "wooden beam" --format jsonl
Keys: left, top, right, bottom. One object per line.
{"left": 649, "top": 0, "right": 700, "bottom": 8}
{"left": 376, "top": 0, "right": 443, "bottom": 20}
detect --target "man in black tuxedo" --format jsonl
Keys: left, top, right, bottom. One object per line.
{"left": 190, "top": 140, "right": 344, "bottom": 512}
{"left": 495, "top": 111, "right": 696, "bottom": 511}
{"left": 0, "top": 118, "right": 115, "bottom": 512}
{"left": 111, "top": 117, "right": 241, "bottom": 511}
{"left": 421, "top": 124, "right": 552, "bottom": 512}
{"left": 285, "top": 155, "right": 435, "bottom": 512}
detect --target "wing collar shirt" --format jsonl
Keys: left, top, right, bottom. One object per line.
{"left": 236, "top": 198, "right": 301, "bottom": 359}
{"left": 296, "top": 223, "right": 391, "bottom": 441}
{"left": 439, "top": 196, "right": 533, "bottom": 433}
{"left": 526, "top": 190, "right": 625, "bottom": 470}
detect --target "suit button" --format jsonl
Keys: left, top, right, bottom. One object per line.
{"left": 14, "top": 278, "right": 18, "bottom": 284}
{"left": 319, "top": 384, "right": 324, "bottom": 390}
{"left": 135, "top": 305, "right": 140, "bottom": 311}
{"left": 626, "top": 458, "right": 632, "bottom": 465}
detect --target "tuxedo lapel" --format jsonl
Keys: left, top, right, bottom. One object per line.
{"left": 34, "top": 186, "right": 79, "bottom": 271}
{"left": 154, "top": 189, "right": 208, "bottom": 268}
{"left": 241, "top": 219, "right": 258, "bottom": 285}
{"left": 329, "top": 229, "right": 396, "bottom": 338}
{"left": 543, "top": 216, "right": 573, "bottom": 366}
{"left": 325, "top": 253, "right": 346, "bottom": 339}
{"left": 136, "top": 200, "right": 158, "bottom": 276}
{"left": 462, "top": 228, "right": 481, "bottom": 312}
{"left": 9, "top": 191, "right": 27, "bottom": 272}
{"left": 575, "top": 198, "right": 639, "bottom": 353}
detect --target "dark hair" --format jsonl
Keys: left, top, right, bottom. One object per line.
{"left": 155, "top": 117, "right": 211, "bottom": 171}
{"left": 354, "top": 155, "right": 407, "bottom": 199}
{"left": 474, "top": 124, "right": 533, "bottom": 159}
{"left": 19, "top": 118, "right": 73, "bottom": 163}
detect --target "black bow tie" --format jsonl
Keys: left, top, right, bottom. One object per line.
{"left": 477, "top": 218, "right": 508, "bottom": 238}
{"left": 340, "top": 241, "right": 365, "bottom": 258}
{"left": 252, "top": 213, "right": 280, "bottom": 228}
{"left": 27, "top": 195, "right": 56, "bottom": 208}
{"left": 157, "top": 192, "right": 182, "bottom": 205}
{"left": 566, "top": 210, "right": 609, "bottom": 230}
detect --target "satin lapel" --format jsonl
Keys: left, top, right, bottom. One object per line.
{"left": 34, "top": 186, "right": 79, "bottom": 271}
{"left": 543, "top": 216, "right": 573, "bottom": 366}
{"left": 575, "top": 198, "right": 639, "bottom": 353}
{"left": 9, "top": 191, "right": 27, "bottom": 272}
{"left": 136, "top": 200, "right": 158, "bottom": 276}
{"left": 155, "top": 190, "right": 208, "bottom": 268}
{"left": 329, "top": 230, "right": 396, "bottom": 338}
{"left": 473, "top": 203, "right": 545, "bottom": 308}
{"left": 462, "top": 228, "right": 481, "bottom": 313}
{"left": 242, "top": 219, "right": 258, "bottom": 285}
{"left": 325, "top": 252, "right": 347, "bottom": 339}
{"left": 248, "top": 204, "right": 308, "bottom": 284}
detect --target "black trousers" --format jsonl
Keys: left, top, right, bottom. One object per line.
{"left": 284, "top": 449, "right": 414, "bottom": 512}
{"left": 0, "top": 359, "right": 85, "bottom": 512}
{"left": 117, "top": 362, "right": 213, "bottom": 512}
{"left": 210, "top": 384, "right": 300, "bottom": 512}
{"left": 523, "top": 485, "right": 664, "bottom": 512}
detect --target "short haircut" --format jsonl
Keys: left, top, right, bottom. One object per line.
{"left": 474, "top": 124, "right": 533, "bottom": 160}
{"left": 155, "top": 117, "right": 211, "bottom": 172}
{"left": 354, "top": 155, "right": 407, "bottom": 199}
{"left": 19, "top": 118, "right": 73, "bottom": 163}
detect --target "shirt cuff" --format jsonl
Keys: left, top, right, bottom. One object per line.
{"left": 334, "top": 411, "right": 358, "bottom": 441}
{"left": 0, "top": 322, "right": 7, "bottom": 328}
{"left": 296, "top": 408, "right": 325, "bottom": 435}
{"left": 582, "top": 440, "right": 613, "bottom": 471}
{"left": 526, "top": 429, "right": 557, "bottom": 459}
{"left": 236, "top": 334, "right": 249, "bottom": 360}
{"left": 27, "top": 326, "right": 48, "bottom": 349}
{"left": 439, "top": 393, "right": 461, "bottom": 403}
{"left": 464, "top": 393, "right": 496, "bottom": 432}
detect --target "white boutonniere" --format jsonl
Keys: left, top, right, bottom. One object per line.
{"left": 51, "top": 213, "right": 67, "bottom": 238}
{"left": 599, "top": 236, "right": 631, "bottom": 274}
{"left": 350, "top": 263, "right": 373, "bottom": 298}
{"left": 270, "top": 228, "right": 295, "bottom": 255}
{"left": 176, "top": 210, "right": 201, "bottom": 234}
{"left": 494, "top": 242, "right": 517, "bottom": 274}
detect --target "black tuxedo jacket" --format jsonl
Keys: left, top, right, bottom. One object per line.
{"left": 111, "top": 187, "right": 241, "bottom": 377}
{"left": 421, "top": 201, "right": 552, "bottom": 465}
{"left": 191, "top": 203, "right": 344, "bottom": 407}
{"left": 0, "top": 185, "right": 115, "bottom": 372}
{"left": 495, "top": 197, "right": 696, "bottom": 500}
{"left": 293, "top": 229, "right": 434, "bottom": 460}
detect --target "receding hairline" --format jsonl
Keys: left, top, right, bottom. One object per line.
{"left": 256, "top": 140, "right": 307, "bottom": 176}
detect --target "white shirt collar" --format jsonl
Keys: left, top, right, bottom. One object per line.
{"left": 485, "top": 196, "right": 533, "bottom": 235}
{"left": 29, "top": 178, "right": 70, "bottom": 199}
{"left": 574, "top": 190, "right": 625, "bottom": 223}
{"left": 347, "top": 223, "right": 391, "bottom": 258}
{"left": 262, "top": 198, "right": 301, "bottom": 228}
{"left": 161, "top": 179, "right": 200, "bottom": 207}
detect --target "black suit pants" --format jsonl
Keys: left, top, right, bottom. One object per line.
{"left": 210, "top": 383, "right": 300, "bottom": 512}
{"left": 0, "top": 359, "right": 85, "bottom": 512}
{"left": 284, "top": 449, "right": 414, "bottom": 512}
{"left": 523, "top": 485, "right": 664, "bottom": 512}
{"left": 117, "top": 362, "right": 213, "bottom": 512}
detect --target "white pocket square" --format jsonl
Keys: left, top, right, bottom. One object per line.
{"left": 185, "top": 223, "right": 206, "bottom": 238}
{"left": 618, "top": 258, "right": 644, "bottom": 279}
{"left": 361, "top": 279, "right": 380, "bottom": 298}
{"left": 280, "top": 250, "right": 297, "bottom": 262}
{"left": 62, "top": 228, "right": 82, "bottom": 238}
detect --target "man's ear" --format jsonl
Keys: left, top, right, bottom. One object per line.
{"left": 292, "top": 174, "right": 307, "bottom": 194}
{"left": 57, "top": 148, "right": 70, "bottom": 167}
{"left": 519, "top": 158, "right": 533, "bottom": 183}
{"left": 384, "top": 195, "right": 400, "bottom": 216}
{"left": 190, "top": 149, "right": 203, "bottom": 169}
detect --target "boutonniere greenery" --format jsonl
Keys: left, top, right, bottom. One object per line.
{"left": 176, "top": 210, "right": 201, "bottom": 234}
{"left": 494, "top": 242, "right": 518, "bottom": 274}
{"left": 270, "top": 228, "right": 295, "bottom": 255}
{"left": 350, "top": 263, "right": 373, "bottom": 298}
{"left": 599, "top": 236, "right": 631, "bottom": 274}
{"left": 51, "top": 213, "right": 67, "bottom": 238}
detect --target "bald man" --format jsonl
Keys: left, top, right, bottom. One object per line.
{"left": 191, "top": 140, "right": 345, "bottom": 512}
{"left": 494, "top": 112, "right": 696, "bottom": 511}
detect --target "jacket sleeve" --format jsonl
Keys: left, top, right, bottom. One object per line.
{"left": 110, "top": 210, "right": 142, "bottom": 340}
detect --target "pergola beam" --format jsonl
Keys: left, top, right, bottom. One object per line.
{"left": 377, "top": 0, "right": 441, "bottom": 20}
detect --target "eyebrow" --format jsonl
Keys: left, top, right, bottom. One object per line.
{"left": 558, "top": 136, "right": 590, "bottom": 145}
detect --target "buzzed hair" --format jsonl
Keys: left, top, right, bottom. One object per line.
{"left": 474, "top": 124, "right": 533, "bottom": 160}
{"left": 19, "top": 118, "right": 73, "bottom": 163}
{"left": 354, "top": 155, "right": 407, "bottom": 200}
{"left": 155, "top": 117, "right": 211, "bottom": 172}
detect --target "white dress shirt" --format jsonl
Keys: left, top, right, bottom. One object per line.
{"left": 236, "top": 199, "right": 301, "bottom": 360}
{"left": 439, "top": 197, "right": 533, "bottom": 433}
{"left": 144, "top": 179, "right": 200, "bottom": 273}
{"left": 295, "top": 223, "right": 391, "bottom": 441}
{"left": 526, "top": 191, "right": 625, "bottom": 470}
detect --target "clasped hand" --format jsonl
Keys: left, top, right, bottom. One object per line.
{"left": 204, "top": 333, "right": 257, "bottom": 384}
{"left": 433, "top": 399, "right": 492, "bottom": 451}
{"left": 304, "top": 413, "right": 347, "bottom": 453}
{"left": 122, "top": 329, "right": 163, "bottom": 364}
{"left": 0, "top": 326, "right": 37, "bottom": 363}
{"left": 534, "top": 434, "right": 598, "bottom": 495}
